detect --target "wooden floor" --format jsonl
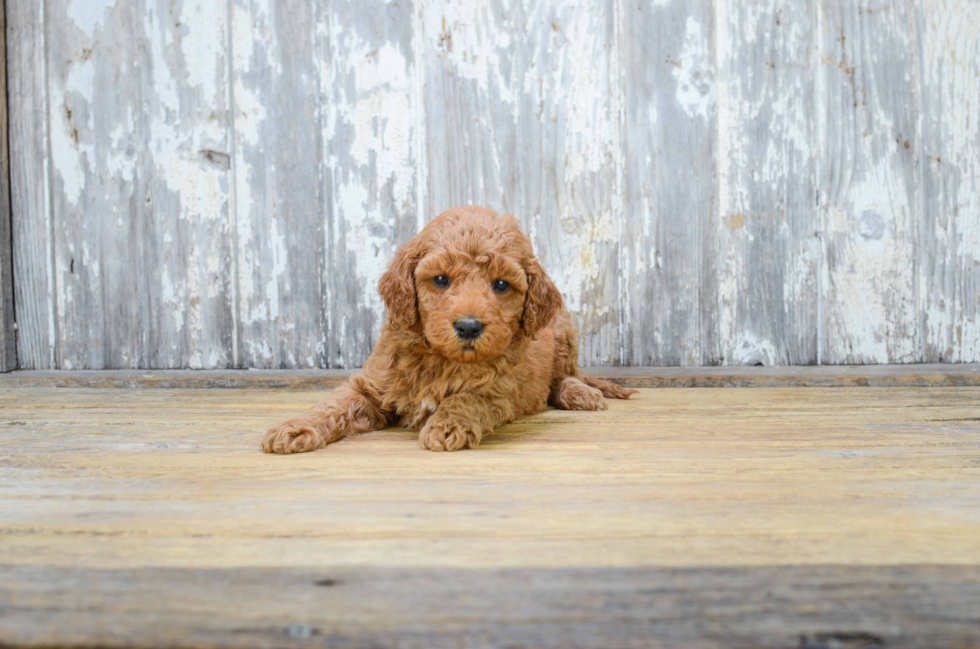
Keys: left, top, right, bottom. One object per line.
{"left": 1, "top": 376, "right": 979, "bottom": 648}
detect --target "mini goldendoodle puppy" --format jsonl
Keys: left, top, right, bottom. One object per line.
{"left": 262, "top": 206, "right": 636, "bottom": 454}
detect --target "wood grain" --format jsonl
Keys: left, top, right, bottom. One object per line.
{"left": 1, "top": 386, "right": 979, "bottom": 569}
{"left": 1, "top": 384, "right": 979, "bottom": 646}
{"left": 818, "top": 0, "right": 920, "bottom": 363}
{"left": 0, "top": 0, "right": 15, "bottom": 372}
{"left": 918, "top": 0, "right": 980, "bottom": 363}
{"left": 2, "top": 363, "right": 980, "bottom": 389}
{"left": 620, "top": 0, "right": 713, "bottom": 365}
{"left": 232, "top": 0, "right": 325, "bottom": 369}
{"left": 5, "top": 0, "right": 980, "bottom": 368}
{"left": 3, "top": 564, "right": 979, "bottom": 649}
{"left": 711, "top": 0, "right": 819, "bottom": 365}
{"left": 7, "top": 0, "right": 54, "bottom": 369}
{"left": 15, "top": 0, "right": 236, "bottom": 370}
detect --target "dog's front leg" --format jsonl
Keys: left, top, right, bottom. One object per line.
{"left": 262, "top": 381, "right": 387, "bottom": 454}
{"left": 418, "top": 394, "right": 513, "bottom": 452}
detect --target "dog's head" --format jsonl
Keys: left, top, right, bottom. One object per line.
{"left": 378, "top": 206, "right": 562, "bottom": 362}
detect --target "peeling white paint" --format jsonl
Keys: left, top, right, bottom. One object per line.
{"left": 326, "top": 4, "right": 419, "bottom": 351}
{"left": 673, "top": 17, "right": 713, "bottom": 119}
{"left": 66, "top": 0, "right": 117, "bottom": 37}
{"left": 15, "top": 0, "right": 980, "bottom": 369}
{"left": 179, "top": 2, "right": 226, "bottom": 101}
{"left": 731, "top": 333, "right": 778, "bottom": 366}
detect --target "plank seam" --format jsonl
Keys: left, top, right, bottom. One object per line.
{"left": 814, "top": 0, "right": 825, "bottom": 366}
{"left": 914, "top": 4, "right": 927, "bottom": 363}
{"left": 412, "top": 0, "right": 427, "bottom": 233}
{"left": 226, "top": 0, "right": 241, "bottom": 369}
{"left": 611, "top": 0, "right": 626, "bottom": 367}
{"left": 39, "top": 0, "right": 56, "bottom": 369}
{"left": 713, "top": 0, "right": 729, "bottom": 367}
{"left": 1, "top": 0, "right": 16, "bottom": 371}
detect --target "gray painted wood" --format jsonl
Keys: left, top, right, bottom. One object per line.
{"left": 8, "top": 0, "right": 54, "bottom": 370}
{"left": 6, "top": 0, "right": 980, "bottom": 368}
{"left": 232, "top": 0, "right": 325, "bottom": 369}
{"left": 818, "top": 0, "right": 920, "bottom": 364}
{"left": 918, "top": 0, "right": 980, "bottom": 363}
{"left": 710, "top": 0, "right": 819, "bottom": 366}
{"left": 0, "top": 0, "right": 15, "bottom": 372}
{"left": 3, "top": 564, "right": 980, "bottom": 648}
{"left": 620, "top": 0, "right": 714, "bottom": 366}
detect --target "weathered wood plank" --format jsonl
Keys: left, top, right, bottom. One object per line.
{"left": 0, "top": 0, "right": 15, "bottom": 372}
{"left": 423, "top": 1, "right": 623, "bottom": 365}
{"left": 918, "top": 0, "right": 980, "bottom": 363}
{"left": 2, "top": 564, "right": 979, "bottom": 649}
{"left": 2, "top": 386, "right": 979, "bottom": 569}
{"left": 39, "top": 0, "right": 235, "bottom": 369}
{"left": 7, "top": 0, "right": 54, "bottom": 369}
{"left": 620, "top": 0, "right": 714, "bottom": 365}
{"left": 5, "top": 0, "right": 980, "bottom": 369}
{"left": 231, "top": 0, "right": 325, "bottom": 369}
{"left": 320, "top": 0, "right": 421, "bottom": 368}
{"left": 45, "top": 0, "right": 135, "bottom": 369}
{"left": 2, "top": 363, "right": 980, "bottom": 389}
{"left": 818, "top": 0, "right": 921, "bottom": 363}
{"left": 2, "top": 383, "right": 979, "bottom": 644}
{"left": 710, "top": 0, "right": 819, "bottom": 365}
{"left": 139, "top": 0, "right": 236, "bottom": 369}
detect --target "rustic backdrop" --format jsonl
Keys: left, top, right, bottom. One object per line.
{"left": 5, "top": 0, "right": 979, "bottom": 369}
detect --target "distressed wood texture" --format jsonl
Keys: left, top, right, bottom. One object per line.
{"left": 818, "top": 0, "right": 920, "bottom": 364}
{"left": 620, "top": 0, "right": 714, "bottom": 365}
{"left": 1, "top": 385, "right": 980, "bottom": 646}
{"left": 0, "top": 0, "right": 15, "bottom": 371}
{"left": 2, "top": 363, "right": 980, "bottom": 389}
{"left": 711, "top": 0, "right": 819, "bottom": 365}
{"left": 4, "top": 565, "right": 980, "bottom": 649}
{"left": 7, "top": 0, "right": 53, "bottom": 370}
{"left": 6, "top": 0, "right": 980, "bottom": 369}
{"left": 918, "top": 0, "right": 980, "bottom": 362}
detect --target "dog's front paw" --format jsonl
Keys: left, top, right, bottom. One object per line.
{"left": 418, "top": 420, "right": 482, "bottom": 452}
{"left": 262, "top": 419, "right": 325, "bottom": 454}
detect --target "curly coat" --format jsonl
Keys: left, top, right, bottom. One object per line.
{"left": 262, "top": 206, "right": 636, "bottom": 453}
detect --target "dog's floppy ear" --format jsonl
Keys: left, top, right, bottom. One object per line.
{"left": 521, "top": 258, "right": 563, "bottom": 338}
{"left": 379, "top": 239, "right": 422, "bottom": 330}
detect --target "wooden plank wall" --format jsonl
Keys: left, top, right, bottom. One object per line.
{"left": 0, "top": 0, "right": 14, "bottom": 371}
{"left": 5, "top": 0, "right": 980, "bottom": 370}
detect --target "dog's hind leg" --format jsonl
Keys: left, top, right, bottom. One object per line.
{"left": 549, "top": 310, "right": 638, "bottom": 403}
{"left": 550, "top": 376, "right": 607, "bottom": 411}
{"left": 581, "top": 375, "right": 638, "bottom": 400}
{"left": 262, "top": 380, "right": 387, "bottom": 454}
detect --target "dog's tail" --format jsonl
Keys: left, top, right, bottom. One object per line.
{"left": 582, "top": 376, "right": 638, "bottom": 400}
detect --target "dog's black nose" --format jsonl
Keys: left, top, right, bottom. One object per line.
{"left": 454, "top": 317, "right": 484, "bottom": 341}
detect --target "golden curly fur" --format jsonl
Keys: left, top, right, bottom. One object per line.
{"left": 262, "top": 206, "right": 636, "bottom": 454}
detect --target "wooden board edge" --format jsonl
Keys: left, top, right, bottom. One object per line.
{"left": 0, "top": 0, "right": 16, "bottom": 373}
{"left": 1, "top": 564, "right": 978, "bottom": 649}
{"left": 0, "top": 364, "right": 978, "bottom": 389}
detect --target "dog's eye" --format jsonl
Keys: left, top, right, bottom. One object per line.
{"left": 492, "top": 279, "right": 510, "bottom": 294}
{"left": 432, "top": 275, "right": 451, "bottom": 288}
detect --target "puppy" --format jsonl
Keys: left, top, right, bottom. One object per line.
{"left": 262, "top": 206, "right": 636, "bottom": 454}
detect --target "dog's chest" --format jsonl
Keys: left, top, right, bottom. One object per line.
{"left": 401, "top": 396, "right": 439, "bottom": 428}
{"left": 390, "top": 361, "right": 506, "bottom": 429}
